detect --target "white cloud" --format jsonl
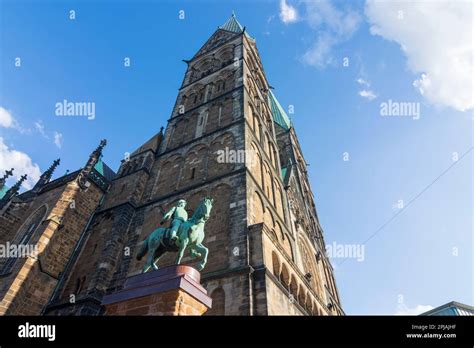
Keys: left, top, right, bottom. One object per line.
{"left": 0, "top": 107, "right": 14, "bottom": 128}
{"left": 54, "top": 132, "right": 63, "bottom": 149}
{"left": 34, "top": 121, "right": 49, "bottom": 139}
{"left": 357, "top": 77, "right": 377, "bottom": 100}
{"left": 279, "top": 0, "right": 298, "bottom": 24}
{"left": 365, "top": 0, "right": 473, "bottom": 112}
{"left": 356, "top": 78, "right": 370, "bottom": 87}
{"left": 34, "top": 120, "right": 64, "bottom": 148}
{"left": 301, "top": 0, "right": 361, "bottom": 68}
{"left": 396, "top": 304, "right": 434, "bottom": 316}
{"left": 0, "top": 137, "right": 41, "bottom": 190}
{"left": 359, "top": 89, "right": 377, "bottom": 101}
{"left": 303, "top": 32, "right": 336, "bottom": 67}
{"left": 0, "top": 107, "right": 30, "bottom": 134}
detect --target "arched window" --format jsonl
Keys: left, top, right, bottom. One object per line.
{"left": 266, "top": 116, "right": 273, "bottom": 135}
{"left": 180, "top": 145, "right": 208, "bottom": 188}
{"left": 260, "top": 127, "right": 265, "bottom": 146}
{"left": 280, "top": 264, "right": 290, "bottom": 289}
{"left": 248, "top": 104, "right": 254, "bottom": 130}
{"left": 305, "top": 294, "right": 312, "bottom": 312}
{"left": 255, "top": 118, "right": 262, "bottom": 142}
{"left": 17, "top": 205, "right": 48, "bottom": 246}
{"left": 251, "top": 191, "right": 265, "bottom": 225}
{"left": 298, "top": 289, "right": 306, "bottom": 307}
{"left": 1, "top": 205, "right": 48, "bottom": 274}
{"left": 290, "top": 275, "right": 298, "bottom": 299}
{"left": 267, "top": 141, "right": 273, "bottom": 165}
{"left": 272, "top": 251, "right": 281, "bottom": 278}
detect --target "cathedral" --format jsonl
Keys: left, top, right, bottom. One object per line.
{"left": 0, "top": 14, "right": 343, "bottom": 316}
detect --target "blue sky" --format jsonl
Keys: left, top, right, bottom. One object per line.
{"left": 1, "top": 0, "right": 472, "bottom": 315}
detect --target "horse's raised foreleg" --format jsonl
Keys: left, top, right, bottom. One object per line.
{"left": 194, "top": 243, "right": 208, "bottom": 271}
{"left": 175, "top": 238, "right": 188, "bottom": 265}
{"left": 152, "top": 246, "right": 165, "bottom": 270}
{"left": 143, "top": 251, "right": 155, "bottom": 273}
{"left": 142, "top": 231, "right": 161, "bottom": 273}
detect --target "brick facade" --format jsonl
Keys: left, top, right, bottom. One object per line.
{"left": 0, "top": 143, "right": 109, "bottom": 315}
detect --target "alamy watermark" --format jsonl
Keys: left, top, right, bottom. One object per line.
{"left": 380, "top": 99, "right": 420, "bottom": 120}
{"left": 326, "top": 241, "right": 365, "bottom": 262}
{"left": 55, "top": 99, "right": 95, "bottom": 120}
{"left": 0, "top": 242, "right": 38, "bottom": 258}
{"left": 18, "top": 322, "right": 55, "bottom": 341}
{"left": 216, "top": 147, "right": 257, "bottom": 166}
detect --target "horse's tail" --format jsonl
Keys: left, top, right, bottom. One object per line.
{"left": 136, "top": 238, "right": 148, "bottom": 261}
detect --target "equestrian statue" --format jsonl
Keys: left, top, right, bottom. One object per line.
{"left": 136, "top": 196, "right": 214, "bottom": 273}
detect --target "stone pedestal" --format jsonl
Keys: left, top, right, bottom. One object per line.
{"left": 102, "top": 265, "right": 212, "bottom": 316}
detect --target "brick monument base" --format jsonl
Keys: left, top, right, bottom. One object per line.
{"left": 101, "top": 265, "right": 212, "bottom": 315}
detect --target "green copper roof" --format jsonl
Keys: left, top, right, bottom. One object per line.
{"left": 219, "top": 13, "right": 244, "bottom": 33}
{"left": 281, "top": 167, "right": 288, "bottom": 181}
{"left": 94, "top": 157, "right": 104, "bottom": 175}
{"left": 93, "top": 157, "right": 116, "bottom": 181}
{"left": 0, "top": 185, "right": 8, "bottom": 199}
{"left": 281, "top": 165, "right": 292, "bottom": 186}
{"left": 219, "top": 13, "right": 255, "bottom": 41}
{"left": 268, "top": 90, "right": 291, "bottom": 130}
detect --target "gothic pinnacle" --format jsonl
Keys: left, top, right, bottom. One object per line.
{"left": 78, "top": 139, "right": 108, "bottom": 190}
{"left": 0, "top": 174, "right": 27, "bottom": 209}
{"left": 0, "top": 168, "right": 14, "bottom": 190}
{"left": 33, "top": 158, "right": 60, "bottom": 192}
{"left": 14, "top": 174, "right": 28, "bottom": 189}
{"left": 4, "top": 168, "right": 14, "bottom": 179}
{"left": 44, "top": 158, "right": 60, "bottom": 180}
{"left": 87, "top": 139, "right": 107, "bottom": 168}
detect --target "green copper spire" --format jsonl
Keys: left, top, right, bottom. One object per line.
{"left": 268, "top": 90, "right": 291, "bottom": 130}
{"left": 219, "top": 12, "right": 244, "bottom": 33}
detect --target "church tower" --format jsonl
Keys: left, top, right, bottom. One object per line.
{"left": 43, "top": 14, "right": 343, "bottom": 316}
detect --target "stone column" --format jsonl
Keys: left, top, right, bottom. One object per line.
{"left": 101, "top": 265, "right": 212, "bottom": 316}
